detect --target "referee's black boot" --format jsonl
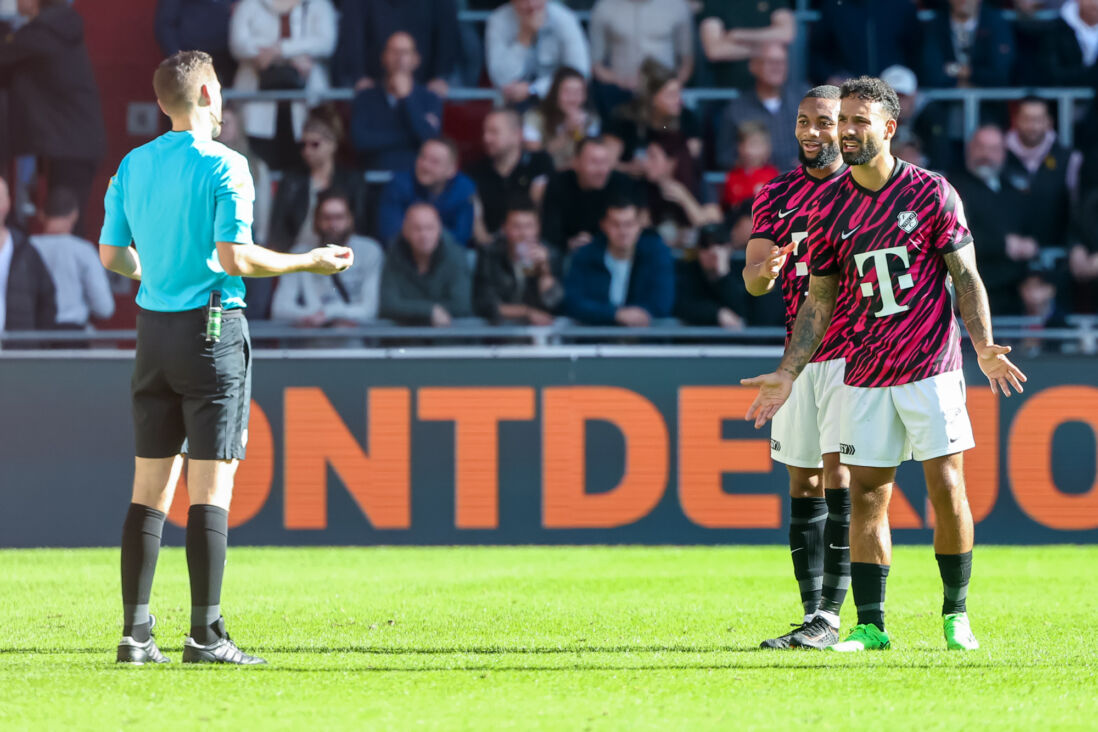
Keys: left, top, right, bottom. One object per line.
{"left": 116, "top": 614, "right": 171, "bottom": 665}
{"left": 182, "top": 617, "right": 266, "bottom": 665}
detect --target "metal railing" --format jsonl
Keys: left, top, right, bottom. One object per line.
{"left": 3, "top": 317, "right": 1096, "bottom": 354}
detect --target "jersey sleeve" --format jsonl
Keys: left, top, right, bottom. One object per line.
{"left": 213, "top": 152, "right": 255, "bottom": 246}
{"left": 808, "top": 200, "right": 839, "bottom": 276}
{"left": 749, "top": 181, "right": 777, "bottom": 241}
{"left": 932, "top": 180, "right": 974, "bottom": 253}
{"left": 99, "top": 169, "right": 132, "bottom": 247}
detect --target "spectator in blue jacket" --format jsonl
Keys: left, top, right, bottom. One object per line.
{"left": 333, "top": 0, "right": 458, "bottom": 95}
{"left": 564, "top": 197, "right": 674, "bottom": 326}
{"left": 351, "top": 32, "right": 443, "bottom": 172}
{"left": 809, "top": 0, "right": 922, "bottom": 84}
{"left": 921, "top": 0, "right": 1015, "bottom": 88}
{"left": 155, "top": 0, "right": 236, "bottom": 82}
{"left": 377, "top": 138, "right": 477, "bottom": 247}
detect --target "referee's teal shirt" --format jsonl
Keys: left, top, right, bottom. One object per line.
{"left": 99, "top": 130, "right": 254, "bottom": 312}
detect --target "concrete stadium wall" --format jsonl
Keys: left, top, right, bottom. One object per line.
{"left": 0, "top": 352, "right": 1095, "bottom": 547}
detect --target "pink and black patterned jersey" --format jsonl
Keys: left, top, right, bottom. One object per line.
{"left": 750, "top": 165, "right": 850, "bottom": 363}
{"left": 808, "top": 159, "right": 972, "bottom": 388}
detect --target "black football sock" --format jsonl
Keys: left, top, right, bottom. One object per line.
{"left": 851, "top": 562, "right": 890, "bottom": 632}
{"left": 121, "top": 503, "right": 166, "bottom": 643}
{"left": 789, "top": 497, "right": 827, "bottom": 619}
{"left": 818, "top": 488, "right": 851, "bottom": 617}
{"left": 936, "top": 551, "right": 972, "bottom": 615}
{"left": 186, "top": 504, "right": 229, "bottom": 645}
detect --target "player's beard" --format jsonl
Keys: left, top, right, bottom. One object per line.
{"left": 842, "top": 135, "right": 881, "bottom": 166}
{"left": 799, "top": 140, "right": 840, "bottom": 169}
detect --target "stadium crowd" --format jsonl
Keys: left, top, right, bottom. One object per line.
{"left": 1, "top": 0, "right": 1097, "bottom": 339}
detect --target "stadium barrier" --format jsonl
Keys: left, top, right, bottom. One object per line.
{"left": 0, "top": 348, "right": 1095, "bottom": 547}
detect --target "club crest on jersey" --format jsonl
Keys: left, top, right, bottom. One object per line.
{"left": 896, "top": 211, "right": 919, "bottom": 233}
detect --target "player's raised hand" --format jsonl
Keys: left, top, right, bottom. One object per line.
{"left": 976, "top": 344, "right": 1027, "bottom": 396}
{"left": 740, "top": 371, "right": 794, "bottom": 429}
{"left": 308, "top": 245, "right": 354, "bottom": 275}
{"left": 763, "top": 243, "right": 796, "bottom": 280}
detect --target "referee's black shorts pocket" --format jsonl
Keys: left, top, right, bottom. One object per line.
{"left": 180, "top": 315, "right": 251, "bottom": 461}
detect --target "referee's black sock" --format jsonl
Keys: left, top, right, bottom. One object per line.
{"left": 186, "top": 504, "right": 229, "bottom": 645}
{"left": 789, "top": 497, "right": 827, "bottom": 620}
{"left": 121, "top": 503, "right": 166, "bottom": 643}
{"left": 851, "top": 562, "right": 890, "bottom": 632}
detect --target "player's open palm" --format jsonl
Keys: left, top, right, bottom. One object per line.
{"left": 309, "top": 246, "right": 354, "bottom": 275}
{"left": 740, "top": 371, "right": 794, "bottom": 429}
{"left": 977, "top": 344, "right": 1027, "bottom": 396}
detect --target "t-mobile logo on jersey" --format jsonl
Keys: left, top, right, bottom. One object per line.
{"left": 853, "top": 246, "right": 915, "bottom": 318}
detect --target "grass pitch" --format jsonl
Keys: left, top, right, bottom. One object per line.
{"left": 0, "top": 546, "right": 1095, "bottom": 731}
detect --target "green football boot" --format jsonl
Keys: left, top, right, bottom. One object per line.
{"left": 827, "top": 623, "right": 891, "bottom": 652}
{"left": 944, "top": 612, "right": 980, "bottom": 650}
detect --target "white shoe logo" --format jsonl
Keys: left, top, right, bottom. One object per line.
{"left": 841, "top": 226, "right": 860, "bottom": 239}
{"left": 778, "top": 207, "right": 798, "bottom": 219}
{"left": 829, "top": 544, "right": 849, "bottom": 550}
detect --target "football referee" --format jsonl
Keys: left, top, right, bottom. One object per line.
{"left": 100, "top": 51, "right": 353, "bottom": 665}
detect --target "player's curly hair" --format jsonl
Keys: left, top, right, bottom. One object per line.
{"left": 804, "top": 85, "right": 841, "bottom": 101}
{"left": 840, "top": 76, "right": 902, "bottom": 121}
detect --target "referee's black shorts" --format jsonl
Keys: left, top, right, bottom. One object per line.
{"left": 132, "top": 306, "right": 252, "bottom": 461}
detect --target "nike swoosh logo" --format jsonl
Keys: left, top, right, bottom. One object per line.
{"left": 829, "top": 544, "right": 849, "bottom": 550}
{"left": 778, "top": 208, "right": 797, "bottom": 219}
{"left": 841, "top": 227, "right": 859, "bottom": 239}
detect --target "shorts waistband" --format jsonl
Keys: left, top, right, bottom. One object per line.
{"left": 137, "top": 306, "right": 245, "bottom": 320}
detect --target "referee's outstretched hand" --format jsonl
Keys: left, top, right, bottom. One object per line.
{"left": 740, "top": 371, "right": 794, "bottom": 429}
{"left": 307, "top": 245, "right": 355, "bottom": 275}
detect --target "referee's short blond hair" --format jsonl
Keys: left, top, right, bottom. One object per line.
{"left": 153, "top": 51, "right": 217, "bottom": 115}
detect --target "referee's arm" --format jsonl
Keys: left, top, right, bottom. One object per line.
{"left": 217, "top": 241, "right": 352, "bottom": 277}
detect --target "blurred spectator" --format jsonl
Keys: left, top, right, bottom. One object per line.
{"left": 1017, "top": 264, "right": 1069, "bottom": 355}
{"left": 722, "top": 122, "right": 780, "bottom": 212}
{"left": 351, "top": 31, "right": 443, "bottom": 172}
{"left": 698, "top": 0, "right": 795, "bottom": 90}
{"left": 1042, "top": 0, "right": 1098, "bottom": 86}
{"left": 921, "top": 0, "right": 1014, "bottom": 89}
{"left": 588, "top": 0, "right": 694, "bottom": 120}
{"left": 30, "top": 188, "right": 113, "bottom": 331}
{"left": 0, "top": 175, "right": 56, "bottom": 335}
{"left": 643, "top": 141, "right": 722, "bottom": 249}
{"left": 609, "top": 59, "right": 703, "bottom": 183}
{"left": 378, "top": 138, "right": 477, "bottom": 247}
{"left": 334, "top": 0, "right": 458, "bottom": 95}
{"left": 878, "top": 65, "right": 944, "bottom": 170}
{"left": 541, "top": 136, "right": 642, "bottom": 253}
{"left": 809, "top": 0, "right": 921, "bottom": 84}
{"left": 1003, "top": 98, "right": 1077, "bottom": 249}
{"left": 716, "top": 43, "right": 802, "bottom": 171}
{"left": 271, "top": 188, "right": 384, "bottom": 326}
{"left": 0, "top": 0, "right": 106, "bottom": 236}
{"left": 1069, "top": 188, "right": 1098, "bottom": 312}
{"left": 379, "top": 203, "right": 472, "bottom": 325}
{"left": 486, "top": 0, "right": 590, "bottom": 107}
{"left": 468, "top": 109, "right": 553, "bottom": 243}
{"left": 229, "top": 0, "right": 338, "bottom": 172}
{"left": 523, "top": 66, "right": 601, "bottom": 170}
{"left": 952, "top": 125, "right": 1034, "bottom": 313}
{"left": 155, "top": 0, "right": 237, "bottom": 83}
{"left": 473, "top": 196, "right": 563, "bottom": 323}
{"left": 673, "top": 226, "right": 746, "bottom": 329}
{"left": 268, "top": 107, "right": 371, "bottom": 253}
{"left": 564, "top": 197, "right": 674, "bottom": 325}
{"left": 218, "top": 103, "right": 272, "bottom": 247}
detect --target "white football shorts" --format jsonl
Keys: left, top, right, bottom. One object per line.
{"left": 770, "top": 358, "right": 845, "bottom": 469}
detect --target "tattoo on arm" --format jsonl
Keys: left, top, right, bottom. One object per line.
{"left": 777, "top": 273, "right": 838, "bottom": 379}
{"left": 944, "top": 245, "right": 993, "bottom": 349}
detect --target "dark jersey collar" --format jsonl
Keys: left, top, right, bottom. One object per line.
{"left": 849, "top": 157, "right": 907, "bottom": 198}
